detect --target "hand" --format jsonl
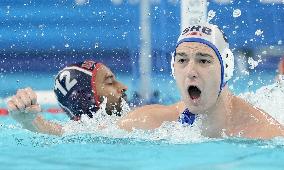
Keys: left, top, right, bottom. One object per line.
{"left": 7, "top": 87, "right": 42, "bottom": 131}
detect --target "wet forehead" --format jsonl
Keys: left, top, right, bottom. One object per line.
{"left": 101, "top": 65, "right": 113, "bottom": 75}
{"left": 96, "top": 65, "right": 114, "bottom": 82}
{"left": 176, "top": 42, "right": 216, "bottom": 57}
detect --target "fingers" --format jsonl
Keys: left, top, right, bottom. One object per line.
{"left": 7, "top": 100, "right": 17, "bottom": 112}
{"left": 25, "top": 104, "right": 42, "bottom": 114}
{"left": 10, "top": 95, "right": 26, "bottom": 112}
{"left": 25, "top": 87, "right": 37, "bottom": 105}
{"left": 16, "top": 89, "right": 31, "bottom": 106}
{"left": 7, "top": 87, "right": 38, "bottom": 112}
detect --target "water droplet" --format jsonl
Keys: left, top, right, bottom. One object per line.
{"left": 233, "top": 9, "right": 241, "bottom": 18}
{"left": 248, "top": 81, "right": 253, "bottom": 86}
{"left": 65, "top": 44, "right": 69, "bottom": 48}
{"left": 248, "top": 57, "right": 262, "bottom": 69}
{"left": 207, "top": 10, "right": 216, "bottom": 22}
{"left": 75, "top": 0, "right": 89, "bottom": 5}
{"left": 255, "top": 29, "right": 263, "bottom": 36}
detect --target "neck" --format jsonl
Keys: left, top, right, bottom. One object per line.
{"left": 200, "top": 86, "right": 233, "bottom": 138}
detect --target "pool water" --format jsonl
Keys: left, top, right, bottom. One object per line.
{"left": 1, "top": 119, "right": 284, "bottom": 170}
{"left": 1, "top": 71, "right": 284, "bottom": 170}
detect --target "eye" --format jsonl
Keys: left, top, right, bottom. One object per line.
{"left": 107, "top": 81, "right": 113, "bottom": 85}
{"left": 199, "top": 59, "right": 211, "bottom": 64}
{"left": 177, "top": 58, "right": 187, "bottom": 64}
{"left": 105, "top": 78, "right": 113, "bottom": 85}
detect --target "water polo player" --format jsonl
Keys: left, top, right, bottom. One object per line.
{"left": 118, "top": 23, "right": 284, "bottom": 139}
{"left": 8, "top": 60, "right": 128, "bottom": 135}
{"left": 54, "top": 60, "right": 128, "bottom": 120}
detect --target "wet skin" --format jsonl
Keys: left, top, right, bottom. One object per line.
{"left": 174, "top": 42, "right": 221, "bottom": 114}
{"left": 95, "top": 65, "right": 128, "bottom": 115}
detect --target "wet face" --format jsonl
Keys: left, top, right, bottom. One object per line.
{"left": 95, "top": 65, "right": 128, "bottom": 115}
{"left": 174, "top": 42, "right": 221, "bottom": 114}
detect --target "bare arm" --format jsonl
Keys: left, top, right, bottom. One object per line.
{"left": 117, "top": 103, "right": 182, "bottom": 131}
{"left": 7, "top": 87, "right": 64, "bottom": 136}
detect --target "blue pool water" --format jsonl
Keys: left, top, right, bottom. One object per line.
{"left": 1, "top": 125, "right": 284, "bottom": 170}
{"left": 1, "top": 70, "right": 284, "bottom": 170}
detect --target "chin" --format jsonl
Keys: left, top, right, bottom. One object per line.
{"left": 183, "top": 98, "right": 206, "bottom": 114}
{"left": 187, "top": 105, "right": 205, "bottom": 114}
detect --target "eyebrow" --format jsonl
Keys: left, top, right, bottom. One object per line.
{"left": 175, "top": 52, "right": 188, "bottom": 57}
{"left": 196, "top": 52, "right": 213, "bottom": 59}
{"left": 175, "top": 52, "right": 213, "bottom": 59}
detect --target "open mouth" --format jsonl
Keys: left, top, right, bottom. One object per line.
{"left": 187, "top": 86, "right": 201, "bottom": 100}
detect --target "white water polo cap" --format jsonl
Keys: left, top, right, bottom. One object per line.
{"left": 174, "top": 23, "right": 234, "bottom": 89}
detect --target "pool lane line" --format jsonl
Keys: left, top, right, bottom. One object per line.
{"left": 0, "top": 108, "right": 8, "bottom": 116}
{"left": 0, "top": 108, "right": 64, "bottom": 116}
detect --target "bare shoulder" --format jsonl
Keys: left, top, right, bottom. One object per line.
{"left": 232, "top": 95, "right": 275, "bottom": 121}
{"left": 231, "top": 96, "right": 284, "bottom": 138}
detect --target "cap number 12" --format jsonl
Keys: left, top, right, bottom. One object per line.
{"left": 54, "top": 70, "right": 77, "bottom": 96}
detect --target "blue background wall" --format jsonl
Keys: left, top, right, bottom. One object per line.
{"left": 0, "top": 0, "right": 283, "bottom": 73}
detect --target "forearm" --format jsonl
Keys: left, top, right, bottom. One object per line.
{"left": 117, "top": 112, "right": 159, "bottom": 131}
{"left": 32, "top": 115, "right": 64, "bottom": 136}
{"left": 117, "top": 104, "right": 179, "bottom": 131}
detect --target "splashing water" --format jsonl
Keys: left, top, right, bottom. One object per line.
{"left": 59, "top": 80, "right": 284, "bottom": 144}
{"left": 233, "top": 9, "right": 241, "bottom": 18}
{"left": 207, "top": 10, "right": 216, "bottom": 22}
{"left": 239, "top": 81, "right": 284, "bottom": 124}
{"left": 62, "top": 96, "right": 207, "bottom": 143}
{"left": 255, "top": 29, "right": 264, "bottom": 36}
{"left": 248, "top": 57, "right": 262, "bottom": 69}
